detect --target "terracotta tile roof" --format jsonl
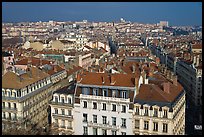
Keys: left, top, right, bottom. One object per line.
{"left": 79, "top": 72, "right": 137, "bottom": 87}
{"left": 192, "top": 43, "right": 202, "bottom": 49}
{"left": 136, "top": 73, "right": 184, "bottom": 103}
{"left": 66, "top": 65, "right": 83, "bottom": 76}
{"left": 47, "top": 65, "right": 65, "bottom": 75}
{"left": 2, "top": 67, "right": 50, "bottom": 89}
{"left": 15, "top": 57, "right": 52, "bottom": 66}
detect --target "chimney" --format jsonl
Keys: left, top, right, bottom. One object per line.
{"left": 17, "top": 74, "right": 23, "bottom": 82}
{"left": 156, "top": 57, "right": 160, "bottom": 65}
{"left": 102, "top": 76, "right": 105, "bottom": 84}
{"left": 54, "top": 65, "right": 58, "bottom": 72}
{"left": 141, "top": 70, "right": 146, "bottom": 84}
{"left": 196, "top": 55, "right": 200, "bottom": 67}
{"left": 27, "top": 67, "right": 32, "bottom": 78}
{"left": 193, "top": 55, "right": 196, "bottom": 65}
{"left": 110, "top": 75, "right": 115, "bottom": 85}
{"left": 135, "top": 77, "right": 139, "bottom": 95}
{"left": 132, "top": 64, "right": 136, "bottom": 73}
{"left": 76, "top": 73, "right": 81, "bottom": 82}
{"left": 163, "top": 82, "right": 170, "bottom": 93}
{"left": 149, "top": 68, "right": 154, "bottom": 77}
{"left": 173, "top": 75, "right": 178, "bottom": 86}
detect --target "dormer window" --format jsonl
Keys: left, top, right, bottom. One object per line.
{"left": 144, "top": 107, "right": 148, "bottom": 116}
{"left": 121, "top": 91, "right": 127, "bottom": 99}
{"left": 93, "top": 88, "right": 98, "bottom": 96}
{"left": 112, "top": 90, "right": 116, "bottom": 98}
{"left": 54, "top": 96, "right": 58, "bottom": 102}
{"left": 163, "top": 109, "right": 168, "bottom": 118}
{"left": 61, "top": 97, "right": 65, "bottom": 103}
{"left": 103, "top": 89, "right": 108, "bottom": 97}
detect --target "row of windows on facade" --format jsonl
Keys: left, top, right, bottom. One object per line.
{"left": 82, "top": 88, "right": 129, "bottom": 99}
{"left": 135, "top": 120, "right": 168, "bottom": 133}
{"left": 2, "top": 102, "right": 17, "bottom": 109}
{"left": 54, "top": 96, "right": 72, "bottom": 104}
{"left": 2, "top": 112, "right": 17, "bottom": 120}
{"left": 83, "top": 101, "right": 127, "bottom": 113}
{"left": 2, "top": 79, "right": 49, "bottom": 98}
{"left": 135, "top": 106, "right": 168, "bottom": 118}
{"left": 83, "top": 127, "right": 126, "bottom": 135}
{"left": 54, "top": 118, "right": 72, "bottom": 128}
{"left": 54, "top": 108, "right": 72, "bottom": 116}
{"left": 83, "top": 114, "right": 126, "bottom": 128}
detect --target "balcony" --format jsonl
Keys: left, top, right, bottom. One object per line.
{"left": 87, "top": 121, "right": 120, "bottom": 130}
{"left": 80, "top": 94, "right": 130, "bottom": 104}
{"left": 52, "top": 114, "right": 73, "bottom": 120}
{"left": 2, "top": 107, "right": 17, "bottom": 112}
{"left": 49, "top": 101, "right": 73, "bottom": 107}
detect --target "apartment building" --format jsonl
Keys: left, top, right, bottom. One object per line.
{"left": 49, "top": 83, "right": 75, "bottom": 135}
{"left": 73, "top": 72, "right": 137, "bottom": 135}
{"left": 2, "top": 66, "right": 53, "bottom": 132}
{"left": 176, "top": 54, "right": 202, "bottom": 106}
{"left": 77, "top": 52, "right": 93, "bottom": 70}
{"left": 133, "top": 71, "right": 185, "bottom": 135}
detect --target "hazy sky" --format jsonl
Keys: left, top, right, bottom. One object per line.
{"left": 2, "top": 2, "right": 202, "bottom": 26}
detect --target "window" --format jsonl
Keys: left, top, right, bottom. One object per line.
{"left": 84, "top": 101, "right": 87, "bottom": 108}
{"left": 121, "top": 118, "right": 126, "bottom": 128}
{"left": 112, "top": 130, "right": 117, "bottom": 135}
{"left": 93, "top": 102, "right": 97, "bottom": 109}
{"left": 135, "top": 106, "right": 140, "bottom": 115}
{"left": 93, "top": 88, "right": 98, "bottom": 96}
{"left": 93, "top": 128, "right": 98, "bottom": 135}
{"left": 112, "top": 104, "right": 116, "bottom": 112}
{"left": 8, "top": 102, "right": 11, "bottom": 108}
{"left": 112, "top": 90, "right": 116, "bottom": 97}
{"left": 153, "top": 108, "right": 158, "bottom": 117}
{"left": 135, "top": 120, "right": 139, "bottom": 129}
{"left": 82, "top": 88, "right": 89, "bottom": 95}
{"left": 68, "top": 121, "right": 72, "bottom": 128}
{"left": 102, "top": 129, "right": 107, "bottom": 135}
{"left": 102, "top": 116, "right": 107, "bottom": 124}
{"left": 3, "top": 112, "right": 6, "bottom": 119}
{"left": 68, "top": 110, "right": 71, "bottom": 116}
{"left": 61, "top": 97, "right": 65, "bottom": 103}
{"left": 54, "top": 119, "right": 58, "bottom": 126}
{"left": 144, "top": 121, "right": 149, "bottom": 130}
{"left": 68, "top": 98, "right": 72, "bottom": 104}
{"left": 54, "top": 96, "right": 58, "bottom": 102}
{"left": 13, "top": 103, "right": 17, "bottom": 109}
{"left": 163, "top": 110, "right": 168, "bottom": 118}
{"left": 61, "top": 109, "right": 65, "bottom": 115}
{"left": 122, "top": 105, "right": 126, "bottom": 113}
{"left": 83, "top": 126, "right": 88, "bottom": 135}
{"left": 54, "top": 108, "right": 58, "bottom": 114}
{"left": 61, "top": 120, "right": 65, "bottom": 128}
{"left": 121, "top": 132, "right": 126, "bottom": 135}
{"left": 83, "top": 113, "right": 87, "bottom": 122}
{"left": 2, "top": 102, "right": 5, "bottom": 108}
{"left": 93, "top": 115, "right": 97, "bottom": 123}
{"left": 121, "top": 91, "right": 127, "bottom": 99}
{"left": 8, "top": 113, "right": 11, "bottom": 120}
{"left": 144, "top": 107, "right": 148, "bottom": 116}
{"left": 163, "top": 123, "right": 168, "bottom": 133}
{"left": 17, "top": 90, "right": 21, "bottom": 97}
{"left": 112, "top": 117, "right": 116, "bottom": 126}
{"left": 103, "top": 89, "right": 108, "bottom": 97}
{"left": 102, "top": 103, "right": 106, "bottom": 110}
{"left": 153, "top": 122, "right": 158, "bottom": 131}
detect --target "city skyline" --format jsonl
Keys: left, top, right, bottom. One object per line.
{"left": 2, "top": 2, "right": 202, "bottom": 26}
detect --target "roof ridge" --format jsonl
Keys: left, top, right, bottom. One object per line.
{"left": 151, "top": 84, "right": 170, "bottom": 102}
